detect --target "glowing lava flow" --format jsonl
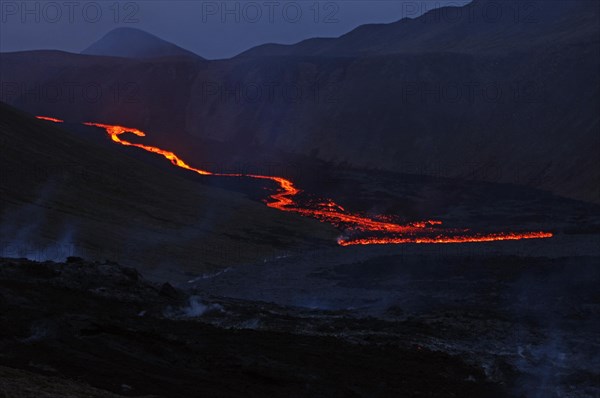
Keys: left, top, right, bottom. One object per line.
{"left": 36, "top": 116, "right": 64, "bottom": 123}
{"left": 37, "top": 116, "right": 554, "bottom": 246}
{"left": 337, "top": 231, "right": 554, "bottom": 247}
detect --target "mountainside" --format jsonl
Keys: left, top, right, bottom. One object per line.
{"left": 0, "top": 102, "right": 337, "bottom": 282}
{"left": 1, "top": 0, "right": 598, "bottom": 203}
{"left": 238, "top": 0, "right": 599, "bottom": 57}
{"left": 82, "top": 27, "right": 203, "bottom": 60}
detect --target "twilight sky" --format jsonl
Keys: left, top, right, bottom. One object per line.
{"left": 0, "top": 1, "right": 471, "bottom": 59}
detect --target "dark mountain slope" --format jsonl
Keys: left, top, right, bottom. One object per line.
{"left": 1, "top": 0, "right": 598, "bottom": 203}
{"left": 82, "top": 27, "right": 203, "bottom": 60}
{"left": 0, "top": 102, "right": 337, "bottom": 281}
{"left": 238, "top": 0, "right": 599, "bottom": 57}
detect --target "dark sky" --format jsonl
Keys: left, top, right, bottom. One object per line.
{"left": 1, "top": 1, "right": 471, "bottom": 59}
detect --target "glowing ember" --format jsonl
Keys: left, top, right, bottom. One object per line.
{"left": 37, "top": 116, "right": 554, "bottom": 246}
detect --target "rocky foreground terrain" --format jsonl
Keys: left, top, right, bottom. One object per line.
{"left": 0, "top": 257, "right": 504, "bottom": 397}
{"left": 1, "top": 254, "right": 598, "bottom": 398}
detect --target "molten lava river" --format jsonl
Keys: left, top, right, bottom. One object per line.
{"left": 36, "top": 116, "right": 553, "bottom": 246}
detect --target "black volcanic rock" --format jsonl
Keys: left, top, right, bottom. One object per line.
{"left": 159, "top": 282, "right": 180, "bottom": 299}
{"left": 0, "top": 257, "right": 508, "bottom": 397}
{"left": 82, "top": 27, "right": 203, "bottom": 59}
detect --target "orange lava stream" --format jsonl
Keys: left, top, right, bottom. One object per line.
{"left": 37, "top": 116, "right": 554, "bottom": 246}
{"left": 338, "top": 231, "right": 554, "bottom": 246}
{"left": 36, "top": 116, "right": 64, "bottom": 123}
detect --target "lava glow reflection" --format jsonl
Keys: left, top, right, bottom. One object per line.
{"left": 37, "top": 116, "right": 554, "bottom": 246}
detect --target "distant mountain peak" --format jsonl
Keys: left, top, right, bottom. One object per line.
{"left": 82, "top": 27, "right": 202, "bottom": 60}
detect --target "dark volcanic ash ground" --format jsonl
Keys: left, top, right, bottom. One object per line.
{"left": 1, "top": 251, "right": 598, "bottom": 398}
